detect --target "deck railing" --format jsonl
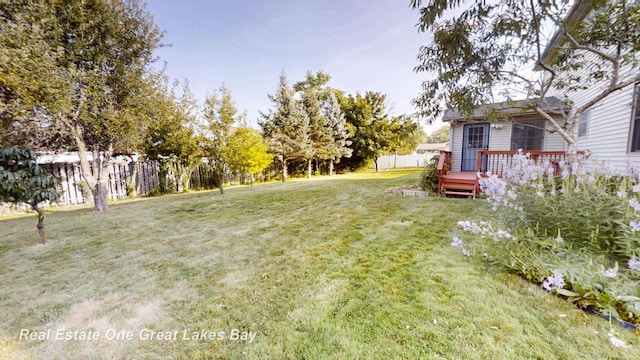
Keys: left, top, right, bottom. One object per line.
{"left": 477, "top": 150, "right": 575, "bottom": 177}
{"left": 437, "top": 150, "right": 452, "bottom": 193}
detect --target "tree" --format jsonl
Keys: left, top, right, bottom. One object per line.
{"left": 0, "top": 1, "right": 163, "bottom": 211}
{"left": 389, "top": 115, "right": 422, "bottom": 159}
{"left": 201, "top": 84, "right": 240, "bottom": 194}
{"left": 427, "top": 124, "right": 450, "bottom": 143}
{"left": 411, "top": 0, "right": 640, "bottom": 160}
{"left": 142, "top": 79, "right": 201, "bottom": 194}
{"left": 294, "top": 71, "right": 333, "bottom": 178}
{"left": 340, "top": 92, "right": 393, "bottom": 172}
{"left": 323, "top": 92, "right": 352, "bottom": 176}
{"left": 222, "top": 127, "right": 272, "bottom": 186}
{"left": 259, "top": 72, "right": 313, "bottom": 182}
{"left": 0, "top": 147, "right": 60, "bottom": 244}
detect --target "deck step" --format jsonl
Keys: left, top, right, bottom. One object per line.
{"left": 443, "top": 190, "right": 475, "bottom": 197}
{"left": 442, "top": 183, "right": 476, "bottom": 190}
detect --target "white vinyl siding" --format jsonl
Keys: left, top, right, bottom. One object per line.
{"left": 489, "top": 124, "right": 511, "bottom": 150}
{"left": 450, "top": 123, "right": 463, "bottom": 172}
{"left": 546, "top": 51, "right": 640, "bottom": 170}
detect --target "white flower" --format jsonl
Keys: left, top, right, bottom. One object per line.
{"left": 631, "top": 220, "right": 640, "bottom": 232}
{"left": 457, "top": 220, "right": 482, "bottom": 234}
{"left": 451, "top": 236, "right": 463, "bottom": 248}
{"left": 461, "top": 248, "right": 470, "bottom": 257}
{"left": 628, "top": 257, "right": 640, "bottom": 271}
{"left": 602, "top": 267, "right": 617, "bottom": 278}
{"left": 555, "top": 234, "right": 564, "bottom": 243}
{"left": 608, "top": 333, "right": 628, "bottom": 348}
{"left": 634, "top": 184, "right": 640, "bottom": 193}
{"left": 617, "top": 189, "right": 627, "bottom": 198}
{"left": 542, "top": 270, "right": 565, "bottom": 291}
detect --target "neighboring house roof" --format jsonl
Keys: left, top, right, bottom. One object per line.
{"left": 442, "top": 96, "right": 569, "bottom": 122}
{"left": 416, "top": 142, "right": 449, "bottom": 152}
{"left": 535, "top": 0, "right": 595, "bottom": 71}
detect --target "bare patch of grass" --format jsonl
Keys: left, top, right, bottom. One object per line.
{"left": 1, "top": 169, "right": 638, "bottom": 358}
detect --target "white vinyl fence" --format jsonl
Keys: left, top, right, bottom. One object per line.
{"left": 373, "top": 153, "right": 436, "bottom": 169}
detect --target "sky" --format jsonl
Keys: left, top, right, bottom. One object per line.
{"left": 144, "top": 0, "right": 442, "bottom": 132}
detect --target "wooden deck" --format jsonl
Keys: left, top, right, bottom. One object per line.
{"left": 437, "top": 149, "right": 576, "bottom": 198}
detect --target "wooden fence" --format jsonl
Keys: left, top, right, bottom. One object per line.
{"left": 2, "top": 155, "right": 281, "bottom": 210}
{"left": 39, "top": 160, "right": 163, "bottom": 206}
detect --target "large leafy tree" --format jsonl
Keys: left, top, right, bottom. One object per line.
{"left": 427, "top": 124, "right": 450, "bottom": 144}
{"left": 201, "top": 84, "right": 240, "bottom": 194}
{"left": 389, "top": 115, "right": 422, "bottom": 156}
{"left": 142, "top": 79, "right": 201, "bottom": 194}
{"left": 0, "top": 1, "right": 163, "bottom": 211}
{"left": 259, "top": 72, "right": 313, "bottom": 182}
{"left": 340, "top": 91, "right": 394, "bottom": 172}
{"left": 0, "top": 147, "right": 60, "bottom": 244}
{"left": 411, "top": 0, "right": 640, "bottom": 159}
{"left": 222, "top": 126, "right": 272, "bottom": 186}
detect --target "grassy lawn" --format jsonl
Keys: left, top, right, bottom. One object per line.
{"left": 1, "top": 169, "right": 638, "bottom": 359}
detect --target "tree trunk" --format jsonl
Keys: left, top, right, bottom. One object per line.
{"left": 329, "top": 159, "right": 334, "bottom": 176}
{"left": 249, "top": 172, "right": 254, "bottom": 187}
{"left": 32, "top": 205, "right": 47, "bottom": 245}
{"left": 282, "top": 158, "right": 287, "bottom": 182}
{"left": 75, "top": 139, "right": 111, "bottom": 211}
{"left": 92, "top": 181, "right": 109, "bottom": 211}
{"left": 374, "top": 157, "right": 379, "bottom": 172}
{"left": 218, "top": 173, "right": 225, "bottom": 194}
{"left": 129, "top": 158, "right": 139, "bottom": 197}
{"left": 315, "top": 158, "right": 320, "bottom": 175}
{"left": 307, "top": 159, "right": 312, "bottom": 179}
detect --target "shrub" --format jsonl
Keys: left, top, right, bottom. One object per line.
{"left": 452, "top": 151, "right": 640, "bottom": 326}
{"left": 420, "top": 155, "right": 440, "bottom": 193}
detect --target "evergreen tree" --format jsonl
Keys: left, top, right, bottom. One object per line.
{"left": 259, "top": 72, "right": 312, "bottom": 182}
{"left": 323, "top": 92, "right": 352, "bottom": 176}
{"left": 294, "top": 71, "right": 334, "bottom": 177}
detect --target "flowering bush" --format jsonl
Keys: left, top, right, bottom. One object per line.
{"left": 454, "top": 152, "right": 640, "bottom": 327}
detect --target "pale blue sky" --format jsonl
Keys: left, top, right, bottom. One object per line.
{"left": 145, "top": 0, "right": 439, "bottom": 131}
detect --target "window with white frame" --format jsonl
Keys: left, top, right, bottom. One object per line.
{"left": 578, "top": 108, "right": 590, "bottom": 137}
{"left": 630, "top": 84, "right": 640, "bottom": 152}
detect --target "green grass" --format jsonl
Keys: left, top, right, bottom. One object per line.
{"left": 0, "top": 169, "right": 637, "bottom": 359}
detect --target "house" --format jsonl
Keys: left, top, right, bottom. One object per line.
{"left": 437, "top": 0, "right": 640, "bottom": 197}
{"left": 443, "top": 98, "right": 568, "bottom": 173}
{"left": 538, "top": 1, "right": 640, "bottom": 171}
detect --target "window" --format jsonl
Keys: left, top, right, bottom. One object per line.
{"left": 631, "top": 85, "right": 640, "bottom": 152}
{"left": 511, "top": 120, "right": 545, "bottom": 150}
{"left": 578, "top": 108, "right": 590, "bottom": 137}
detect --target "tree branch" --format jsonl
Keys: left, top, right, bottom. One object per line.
{"left": 576, "top": 74, "right": 640, "bottom": 114}
{"left": 561, "top": 24, "right": 618, "bottom": 64}
{"left": 534, "top": 107, "right": 576, "bottom": 146}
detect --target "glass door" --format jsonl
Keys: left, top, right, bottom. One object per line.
{"left": 461, "top": 123, "right": 489, "bottom": 171}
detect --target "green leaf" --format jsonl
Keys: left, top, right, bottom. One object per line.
{"left": 556, "top": 288, "right": 580, "bottom": 297}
